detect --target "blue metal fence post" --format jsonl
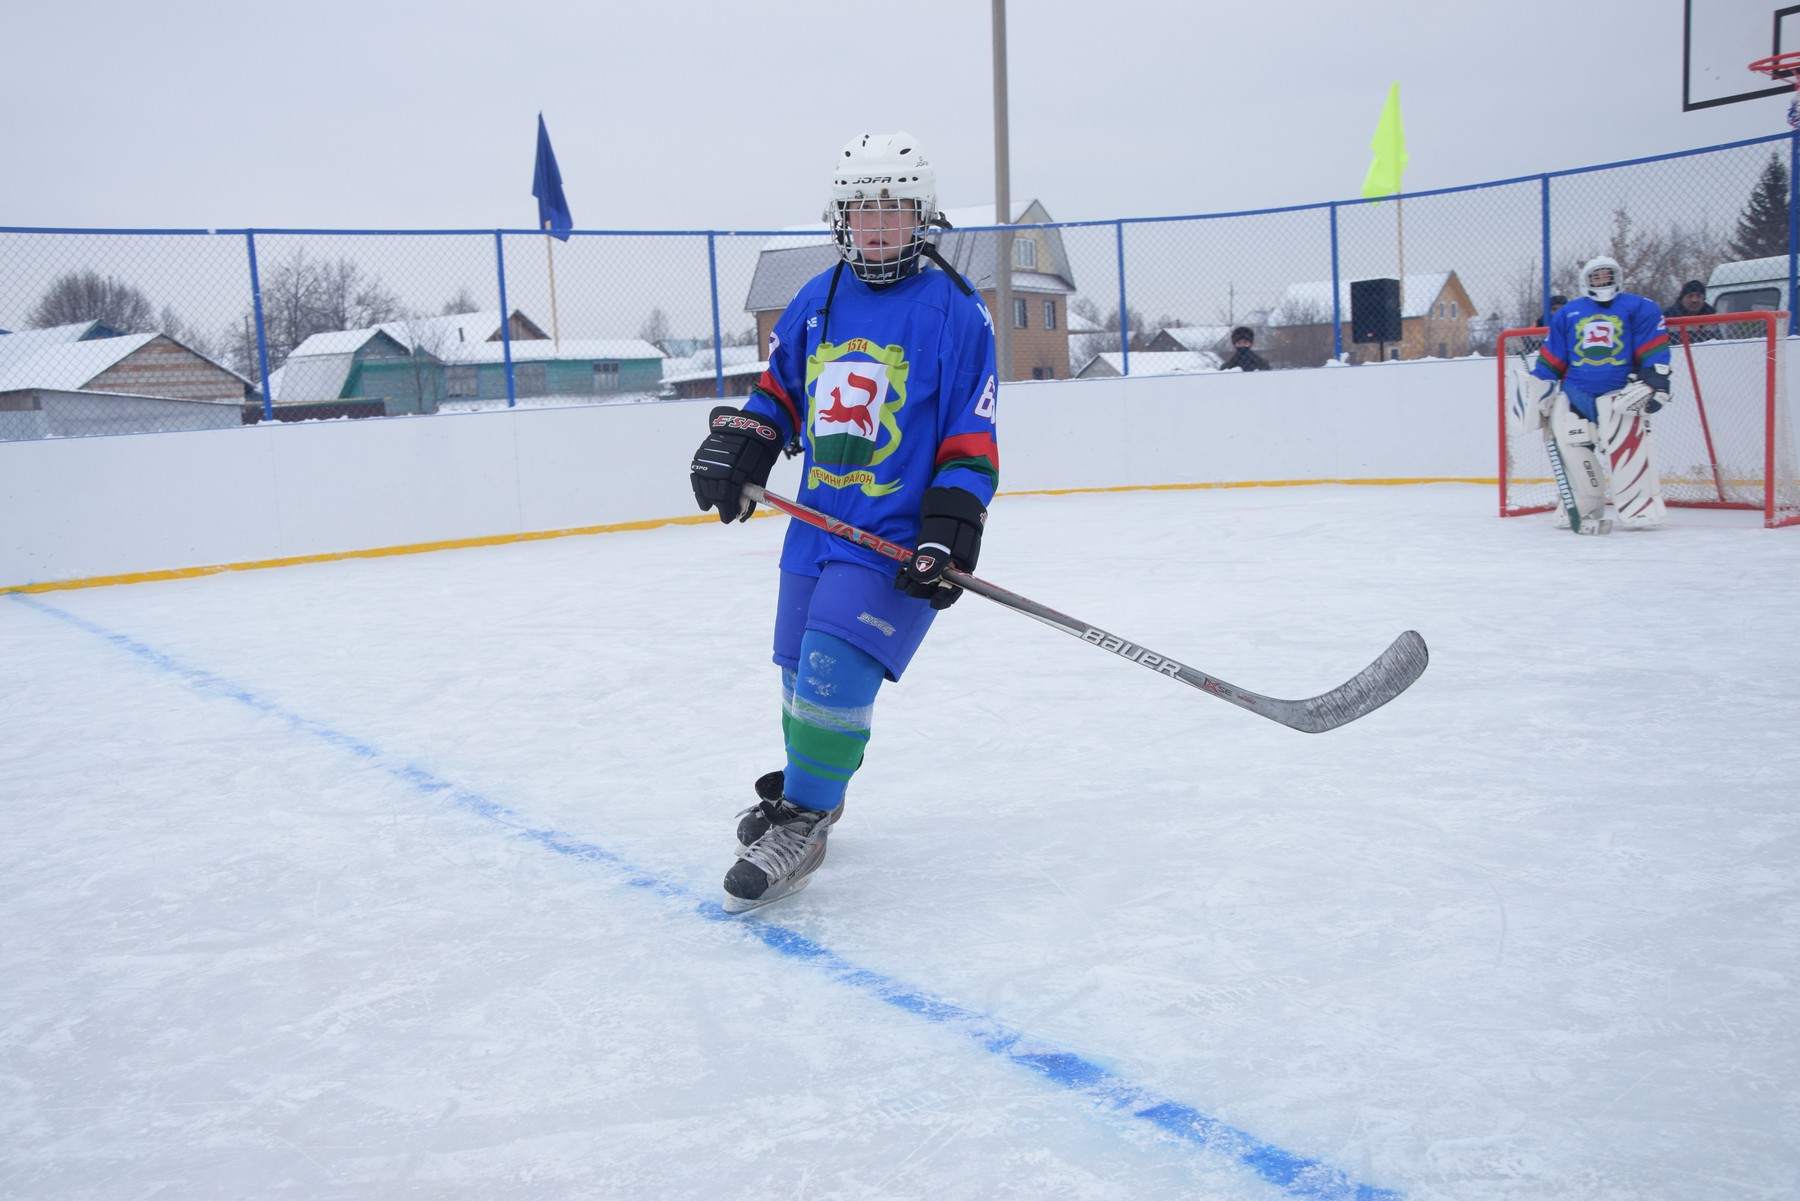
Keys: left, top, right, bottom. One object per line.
{"left": 244, "top": 231, "right": 274, "bottom": 421}
{"left": 1789, "top": 131, "right": 1798, "bottom": 336}
{"left": 708, "top": 233, "right": 725, "bottom": 397}
{"left": 494, "top": 231, "right": 516, "bottom": 407}
{"left": 1114, "top": 221, "right": 1130, "bottom": 376}
{"left": 1328, "top": 203, "right": 1343, "bottom": 362}
{"left": 1540, "top": 174, "right": 1553, "bottom": 326}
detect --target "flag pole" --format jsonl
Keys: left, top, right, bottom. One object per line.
{"left": 544, "top": 221, "right": 561, "bottom": 353}
{"left": 1397, "top": 196, "right": 1405, "bottom": 354}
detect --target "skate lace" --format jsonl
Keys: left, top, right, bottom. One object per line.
{"left": 737, "top": 805, "right": 823, "bottom": 876}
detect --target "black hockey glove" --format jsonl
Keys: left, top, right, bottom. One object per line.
{"left": 690, "top": 406, "right": 783, "bottom": 523}
{"left": 1641, "top": 362, "right": 1672, "bottom": 413}
{"left": 896, "top": 486, "right": 986, "bottom": 610}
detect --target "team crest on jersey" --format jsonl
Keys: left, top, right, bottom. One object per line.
{"left": 1573, "top": 314, "right": 1626, "bottom": 368}
{"left": 804, "top": 338, "right": 910, "bottom": 496}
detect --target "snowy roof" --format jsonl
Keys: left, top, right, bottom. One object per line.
{"left": 438, "top": 338, "right": 664, "bottom": 365}
{"left": 1075, "top": 350, "right": 1220, "bottom": 379}
{"left": 287, "top": 313, "right": 510, "bottom": 360}
{"left": 660, "top": 344, "right": 762, "bottom": 380}
{"left": 0, "top": 320, "right": 112, "bottom": 380}
{"left": 662, "top": 355, "right": 767, "bottom": 386}
{"left": 1149, "top": 325, "right": 1234, "bottom": 352}
{"left": 0, "top": 330, "right": 160, "bottom": 391}
{"left": 1267, "top": 273, "right": 1454, "bottom": 327}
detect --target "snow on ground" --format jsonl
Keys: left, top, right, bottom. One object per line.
{"left": 3, "top": 483, "right": 1797, "bottom": 1201}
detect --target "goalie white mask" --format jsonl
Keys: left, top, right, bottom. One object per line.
{"left": 1580, "top": 256, "right": 1622, "bottom": 304}
{"left": 826, "top": 131, "right": 939, "bottom": 285}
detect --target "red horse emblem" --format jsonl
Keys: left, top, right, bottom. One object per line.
{"left": 819, "top": 371, "right": 878, "bottom": 435}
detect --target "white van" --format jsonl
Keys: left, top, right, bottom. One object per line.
{"left": 1706, "top": 255, "right": 1788, "bottom": 313}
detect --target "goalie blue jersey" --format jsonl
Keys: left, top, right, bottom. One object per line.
{"left": 1531, "top": 294, "right": 1671, "bottom": 419}
{"left": 742, "top": 261, "right": 1000, "bottom": 578}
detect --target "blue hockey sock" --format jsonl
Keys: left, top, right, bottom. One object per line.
{"left": 780, "top": 630, "right": 883, "bottom": 810}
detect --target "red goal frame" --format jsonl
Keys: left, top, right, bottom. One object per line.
{"left": 1497, "top": 311, "right": 1798, "bottom": 529}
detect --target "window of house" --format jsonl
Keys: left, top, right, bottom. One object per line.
{"left": 1014, "top": 238, "right": 1037, "bottom": 270}
{"left": 1437, "top": 342, "right": 1448, "bottom": 358}
{"left": 1014, "top": 298, "right": 1028, "bottom": 329}
{"left": 516, "top": 363, "right": 547, "bottom": 396}
{"left": 594, "top": 362, "right": 620, "bottom": 393}
{"left": 446, "top": 366, "right": 478, "bottom": 397}
{"left": 1387, "top": 347, "right": 1401, "bottom": 361}
{"left": 1450, "top": 302, "right": 1459, "bottom": 318}
{"left": 1435, "top": 302, "right": 1444, "bottom": 317}
{"left": 1043, "top": 301, "right": 1056, "bottom": 330}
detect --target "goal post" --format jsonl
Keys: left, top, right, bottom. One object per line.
{"left": 1498, "top": 311, "right": 1800, "bottom": 528}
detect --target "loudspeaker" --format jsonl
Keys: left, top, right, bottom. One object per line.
{"left": 1350, "top": 278, "right": 1402, "bottom": 344}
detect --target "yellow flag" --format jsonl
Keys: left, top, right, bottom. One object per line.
{"left": 1361, "top": 82, "right": 1408, "bottom": 200}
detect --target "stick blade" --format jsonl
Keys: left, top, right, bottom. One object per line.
{"left": 1285, "top": 630, "right": 1430, "bottom": 734}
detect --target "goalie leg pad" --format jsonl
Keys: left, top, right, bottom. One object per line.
{"left": 1549, "top": 392, "right": 1608, "bottom": 530}
{"left": 1599, "top": 390, "right": 1667, "bottom": 528}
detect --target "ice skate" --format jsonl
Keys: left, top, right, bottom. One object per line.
{"left": 735, "top": 770, "right": 846, "bottom": 850}
{"left": 723, "top": 794, "right": 834, "bottom": 913}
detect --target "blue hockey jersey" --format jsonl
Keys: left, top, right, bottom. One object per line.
{"left": 1531, "top": 293, "right": 1671, "bottom": 420}
{"left": 742, "top": 261, "right": 999, "bottom": 577}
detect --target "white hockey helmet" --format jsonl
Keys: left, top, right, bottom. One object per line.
{"left": 826, "top": 131, "right": 939, "bottom": 284}
{"left": 1580, "top": 256, "right": 1622, "bottom": 304}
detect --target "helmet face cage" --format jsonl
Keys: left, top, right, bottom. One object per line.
{"left": 1581, "top": 256, "right": 1621, "bottom": 303}
{"left": 827, "top": 132, "right": 937, "bottom": 285}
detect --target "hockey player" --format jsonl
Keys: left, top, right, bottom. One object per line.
{"left": 1517, "top": 256, "right": 1672, "bottom": 533}
{"left": 688, "top": 132, "right": 999, "bottom": 913}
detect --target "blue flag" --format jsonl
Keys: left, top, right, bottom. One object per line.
{"left": 532, "top": 113, "right": 573, "bottom": 240}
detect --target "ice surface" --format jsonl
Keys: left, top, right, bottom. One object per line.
{"left": 3, "top": 484, "right": 1797, "bottom": 1200}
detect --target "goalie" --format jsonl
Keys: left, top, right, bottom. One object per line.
{"left": 1512, "top": 256, "right": 1672, "bottom": 534}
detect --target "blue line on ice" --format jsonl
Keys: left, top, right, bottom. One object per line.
{"left": 15, "top": 590, "right": 1401, "bottom": 1201}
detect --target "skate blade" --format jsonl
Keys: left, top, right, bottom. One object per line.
{"left": 720, "top": 873, "right": 816, "bottom": 915}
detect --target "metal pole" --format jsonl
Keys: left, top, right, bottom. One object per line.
{"left": 1328, "top": 203, "right": 1343, "bottom": 363}
{"left": 992, "top": 0, "right": 1013, "bottom": 383}
{"left": 244, "top": 231, "right": 274, "bottom": 421}
{"left": 495, "top": 231, "right": 517, "bottom": 408}
{"left": 1539, "top": 174, "right": 1552, "bottom": 326}
{"left": 1114, "top": 221, "right": 1130, "bottom": 377}
{"left": 708, "top": 233, "right": 725, "bottom": 398}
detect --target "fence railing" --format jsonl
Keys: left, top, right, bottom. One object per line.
{"left": 3, "top": 132, "right": 1796, "bottom": 440}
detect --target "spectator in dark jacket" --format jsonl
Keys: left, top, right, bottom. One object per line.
{"left": 1664, "top": 280, "right": 1717, "bottom": 342}
{"left": 1219, "top": 326, "right": 1270, "bottom": 372}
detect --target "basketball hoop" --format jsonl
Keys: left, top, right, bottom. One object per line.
{"left": 1748, "top": 52, "right": 1800, "bottom": 128}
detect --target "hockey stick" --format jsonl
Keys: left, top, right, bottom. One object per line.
{"left": 744, "top": 485, "right": 1429, "bottom": 734}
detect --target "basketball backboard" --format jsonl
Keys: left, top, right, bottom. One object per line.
{"left": 1683, "top": 0, "right": 1800, "bottom": 109}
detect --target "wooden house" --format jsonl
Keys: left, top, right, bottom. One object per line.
{"left": 0, "top": 320, "right": 252, "bottom": 438}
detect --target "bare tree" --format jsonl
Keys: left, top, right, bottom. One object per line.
{"left": 440, "top": 287, "right": 481, "bottom": 315}
{"left": 311, "top": 257, "right": 402, "bottom": 332}
{"left": 229, "top": 246, "right": 406, "bottom": 374}
{"left": 639, "top": 306, "right": 672, "bottom": 347}
{"left": 27, "top": 271, "right": 156, "bottom": 331}
{"left": 156, "top": 304, "right": 220, "bottom": 360}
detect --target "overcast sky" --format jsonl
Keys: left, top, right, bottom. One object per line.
{"left": 1, "top": 0, "right": 1784, "bottom": 234}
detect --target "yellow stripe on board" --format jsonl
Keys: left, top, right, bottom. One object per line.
{"left": 4, "top": 478, "right": 1498, "bottom": 596}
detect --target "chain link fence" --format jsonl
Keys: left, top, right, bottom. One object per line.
{"left": 3, "top": 133, "right": 1794, "bottom": 441}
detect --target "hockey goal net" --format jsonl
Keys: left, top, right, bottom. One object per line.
{"left": 1498, "top": 311, "right": 1800, "bottom": 528}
